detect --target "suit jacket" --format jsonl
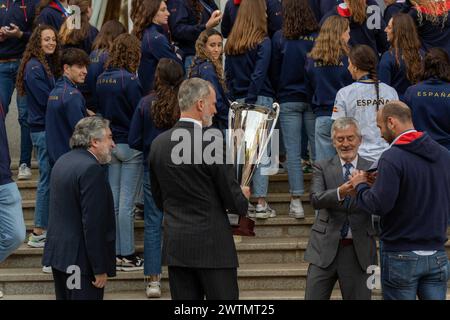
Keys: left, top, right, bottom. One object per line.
{"left": 304, "top": 155, "right": 377, "bottom": 271}
{"left": 42, "top": 149, "right": 116, "bottom": 277}
{"left": 149, "top": 121, "right": 248, "bottom": 268}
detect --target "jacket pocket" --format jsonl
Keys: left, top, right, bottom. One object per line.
{"left": 311, "top": 223, "right": 326, "bottom": 234}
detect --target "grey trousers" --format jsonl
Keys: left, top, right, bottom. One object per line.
{"left": 305, "top": 241, "right": 371, "bottom": 300}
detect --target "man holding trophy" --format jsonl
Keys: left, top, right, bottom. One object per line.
{"left": 149, "top": 78, "right": 250, "bottom": 300}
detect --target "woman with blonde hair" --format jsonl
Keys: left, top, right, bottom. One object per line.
{"left": 59, "top": 0, "right": 98, "bottom": 54}
{"left": 225, "top": 0, "right": 276, "bottom": 219}
{"left": 305, "top": 15, "right": 353, "bottom": 161}
{"left": 189, "top": 29, "right": 228, "bottom": 130}
{"left": 321, "top": 0, "right": 389, "bottom": 55}
{"left": 379, "top": 13, "right": 422, "bottom": 100}
{"left": 96, "top": 34, "right": 144, "bottom": 272}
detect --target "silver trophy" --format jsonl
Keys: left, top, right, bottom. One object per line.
{"left": 227, "top": 102, "right": 280, "bottom": 236}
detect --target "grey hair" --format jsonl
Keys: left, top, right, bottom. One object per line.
{"left": 331, "top": 117, "right": 362, "bottom": 139}
{"left": 69, "top": 117, "right": 110, "bottom": 149}
{"left": 178, "top": 78, "right": 212, "bottom": 112}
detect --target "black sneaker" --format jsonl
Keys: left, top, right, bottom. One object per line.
{"left": 121, "top": 255, "right": 144, "bottom": 272}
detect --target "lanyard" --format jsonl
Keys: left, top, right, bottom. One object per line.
{"left": 357, "top": 74, "right": 373, "bottom": 82}
{"left": 5, "top": 0, "right": 28, "bottom": 22}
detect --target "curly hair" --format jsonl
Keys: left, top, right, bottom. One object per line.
{"left": 309, "top": 16, "right": 350, "bottom": 65}
{"left": 389, "top": 13, "right": 422, "bottom": 84}
{"left": 150, "top": 58, "right": 184, "bottom": 129}
{"left": 346, "top": 0, "right": 367, "bottom": 25}
{"left": 92, "top": 20, "right": 127, "bottom": 52}
{"left": 410, "top": 0, "right": 449, "bottom": 26}
{"left": 59, "top": 0, "right": 92, "bottom": 47}
{"left": 282, "top": 0, "right": 319, "bottom": 39}
{"left": 189, "top": 29, "right": 226, "bottom": 91}
{"left": 106, "top": 34, "right": 141, "bottom": 73}
{"left": 224, "top": 0, "right": 267, "bottom": 55}
{"left": 132, "top": 0, "right": 163, "bottom": 40}
{"left": 421, "top": 47, "right": 450, "bottom": 81}
{"left": 349, "top": 45, "right": 382, "bottom": 110}
{"left": 16, "top": 25, "right": 61, "bottom": 97}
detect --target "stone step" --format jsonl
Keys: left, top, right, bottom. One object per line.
{"left": 20, "top": 193, "right": 315, "bottom": 222}
{"left": 0, "top": 289, "right": 384, "bottom": 300}
{"left": 0, "top": 263, "right": 311, "bottom": 295}
{"left": 3, "top": 236, "right": 311, "bottom": 269}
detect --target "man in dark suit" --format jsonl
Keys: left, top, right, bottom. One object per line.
{"left": 149, "top": 78, "right": 250, "bottom": 300}
{"left": 42, "top": 116, "right": 116, "bottom": 300}
{"left": 304, "top": 117, "right": 378, "bottom": 300}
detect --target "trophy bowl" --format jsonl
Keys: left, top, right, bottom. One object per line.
{"left": 227, "top": 102, "right": 280, "bottom": 236}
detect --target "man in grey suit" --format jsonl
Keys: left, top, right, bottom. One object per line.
{"left": 304, "top": 117, "right": 378, "bottom": 300}
{"left": 149, "top": 78, "right": 250, "bottom": 300}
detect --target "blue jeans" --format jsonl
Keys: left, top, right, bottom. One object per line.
{"left": 143, "top": 167, "right": 163, "bottom": 276}
{"left": 381, "top": 250, "right": 448, "bottom": 300}
{"left": 315, "top": 116, "right": 336, "bottom": 162}
{"left": 0, "top": 182, "right": 26, "bottom": 263}
{"left": 237, "top": 96, "right": 274, "bottom": 198}
{"left": 0, "top": 60, "right": 32, "bottom": 166}
{"left": 109, "top": 144, "right": 143, "bottom": 256}
{"left": 30, "top": 131, "right": 51, "bottom": 229}
{"left": 279, "top": 102, "right": 316, "bottom": 195}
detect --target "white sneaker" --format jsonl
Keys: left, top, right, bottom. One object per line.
{"left": 27, "top": 231, "right": 47, "bottom": 248}
{"left": 146, "top": 281, "right": 161, "bottom": 298}
{"left": 17, "top": 163, "right": 32, "bottom": 180}
{"left": 248, "top": 202, "right": 256, "bottom": 217}
{"left": 255, "top": 203, "right": 276, "bottom": 219}
{"left": 289, "top": 199, "right": 305, "bottom": 219}
{"left": 0, "top": 290, "right": 3, "bottom": 299}
{"left": 42, "top": 266, "right": 52, "bottom": 274}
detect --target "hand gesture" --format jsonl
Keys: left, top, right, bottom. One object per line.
{"left": 3, "top": 24, "right": 23, "bottom": 39}
{"left": 92, "top": 273, "right": 108, "bottom": 288}
{"left": 339, "top": 181, "right": 355, "bottom": 199}
{"left": 206, "top": 10, "right": 222, "bottom": 29}
{"left": 349, "top": 170, "right": 368, "bottom": 188}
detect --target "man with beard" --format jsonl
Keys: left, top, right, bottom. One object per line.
{"left": 42, "top": 116, "right": 116, "bottom": 300}
{"left": 350, "top": 101, "right": 450, "bottom": 300}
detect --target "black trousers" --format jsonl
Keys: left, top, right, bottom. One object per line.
{"left": 168, "top": 266, "right": 239, "bottom": 300}
{"left": 52, "top": 268, "right": 104, "bottom": 300}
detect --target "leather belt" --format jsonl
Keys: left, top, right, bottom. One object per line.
{"left": 340, "top": 238, "right": 353, "bottom": 246}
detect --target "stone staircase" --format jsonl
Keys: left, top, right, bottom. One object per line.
{"left": 2, "top": 163, "right": 449, "bottom": 300}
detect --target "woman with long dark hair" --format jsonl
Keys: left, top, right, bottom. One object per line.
{"left": 189, "top": 29, "right": 228, "bottom": 130}
{"left": 128, "top": 58, "right": 184, "bottom": 298}
{"left": 59, "top": 0, "right": 98, "bottom": 54}
{"left": 405, "top": 48, "right": 450, "bottom": 150}
{"left": 332, "top": 45, "right": 399, "bottom": 161}
{"left": 225, "top": 0, "right": 276, "bottom": 219}
{"left": 96, "top": 34, "right": 144, "bottom": 271}
{"left": 167, "top": 0, "right": 222, "bottom": 71}
{"left": 306, "top": 15, "right": 353, "bottom": 162}
{"left": 16, "top": 24, "right": 61, "bottom": 252}
{"left": 379, "top": 13, "right": 422, "bottom": 100}
{"left": 271, "top": 0, "right": 319, "bottom": 218}
{"left": 85, "top": 20, "right": 126, "bottom": 111}
{"left": 133, "top": 0, "right": 183, "bottom": 94}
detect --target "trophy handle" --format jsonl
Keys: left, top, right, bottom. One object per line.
{"left": 254, "top": 102, "right": 281, "bottom": 166}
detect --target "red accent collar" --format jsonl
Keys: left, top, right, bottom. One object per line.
{"left": 234, "top": 0, "right": 241, "bottom": 4}
{"left": 49, "top": 1, "right": 64, "bottom": 14}
{"left": 337, "top": 3, "right": 351, "bottom": 17}
{"left": 394, "top": 131, "right": 424, "bottom": 145}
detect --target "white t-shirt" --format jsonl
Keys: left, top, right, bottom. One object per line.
{"left": 332, "top": 81, "right": 399, "bottom": 162}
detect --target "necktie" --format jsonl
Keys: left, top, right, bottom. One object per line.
{"left": 340, "top": 163, "right": 353, "bottom": 238}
